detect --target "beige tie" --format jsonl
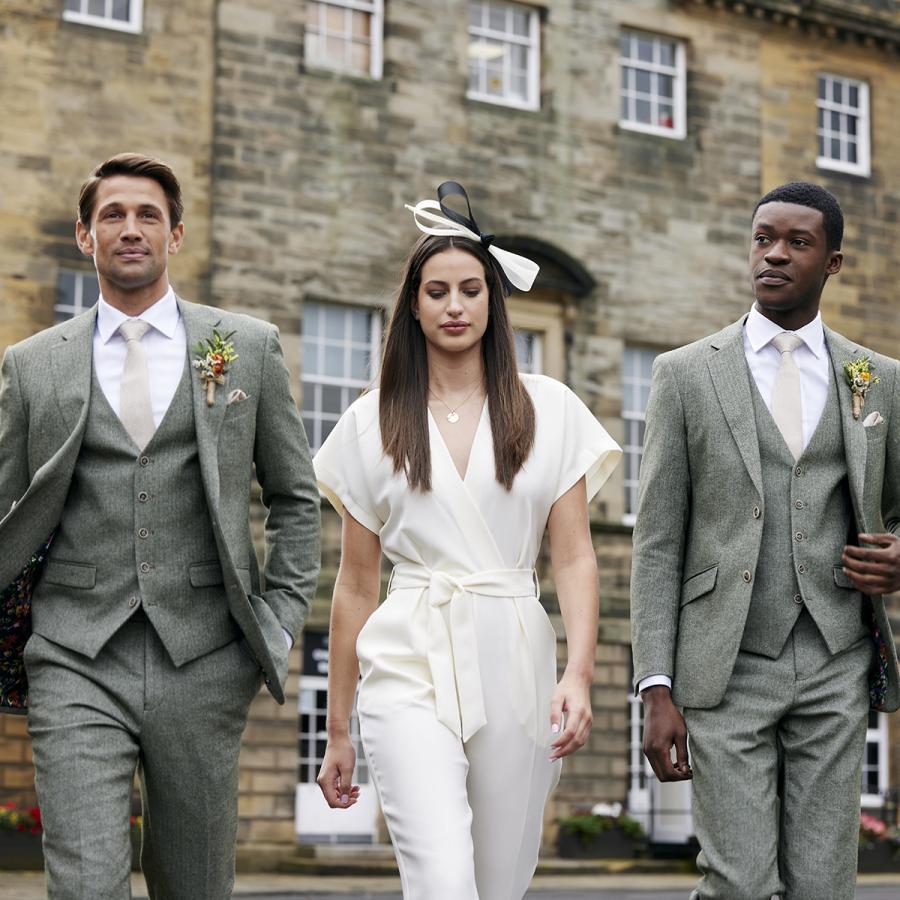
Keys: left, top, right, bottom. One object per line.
{"left": 118, "top": 319, "right": 156, "bottom": 450}
{"left": 771, "top": 332, "right": 804, "bottom": 461}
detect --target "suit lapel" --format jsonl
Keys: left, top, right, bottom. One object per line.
{"left": 50, "top": 306, "right": 96, "bottom": 433}
{"left": 824, "top": 327, "right": 868, "bottom": 531}
{"left": 179, "top": 298, "right": 227, "bottom": 508}
{"left": 707, "top": 317, "right": 764, "bottom": 499}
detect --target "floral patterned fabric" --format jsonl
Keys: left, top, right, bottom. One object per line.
{"left": 0, "top": 534, "right": 54, "bottom": 713}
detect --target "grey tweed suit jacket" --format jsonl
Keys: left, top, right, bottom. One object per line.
{"left": 0, "top": 298, "right": 320, "bottom": 704}
{"left": 630, "top": 316, "right": 900, "bottom": 711}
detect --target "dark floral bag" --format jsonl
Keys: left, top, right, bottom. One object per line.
{"left": 0, "top": 535, "right": 54, "bottom": 714}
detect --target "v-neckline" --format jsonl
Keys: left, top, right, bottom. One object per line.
{"left": 427, "top": 399, "right": 488, "bottom": 484}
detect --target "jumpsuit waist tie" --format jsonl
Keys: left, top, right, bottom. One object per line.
{"left": 388, "top": 563, "right": 539, "bottom": 742}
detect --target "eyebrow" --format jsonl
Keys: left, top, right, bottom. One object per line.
{"left": 753, "top": 223, "right": 818, "bottom": 238}
{"left": 98, "top": 202, "right": 165, "bottom": 215}
{"left": 424, "top": 276, "right": 484, "bottom": 287}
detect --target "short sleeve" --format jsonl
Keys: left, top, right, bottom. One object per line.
{"left": 554, "top": 384, "right": 622, "bottom": 503}
{"left": 313, "top": 395, "right": 383, "bottom": 535}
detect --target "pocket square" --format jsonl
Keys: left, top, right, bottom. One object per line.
{"left": 227, "top": 389, "right": 248, "bottom": 405}
{"left": 863, "top": 411, "right": 884, "bottom": 428}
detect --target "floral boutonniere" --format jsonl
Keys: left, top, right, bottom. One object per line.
{"left": 843, "top": 356, "right": 879, "bottom": 420}
{"left": 193, "top": 329, "right": 238, "bottom": 406}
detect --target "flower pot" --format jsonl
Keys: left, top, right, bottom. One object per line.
{"left": 0, "top": 830, "right": 44, "bottom": 870}
{"left": 858, "top": 841, "right": 900, "bottom": 873}
{"left": 557, "top": 824, "right": 637, "bottom": 859}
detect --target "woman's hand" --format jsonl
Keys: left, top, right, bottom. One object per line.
{"left": 316, "top": 735, "right": 361, "bottom": 809}
{"left": 549, "top": 669, "right": 593, "bottom": 761}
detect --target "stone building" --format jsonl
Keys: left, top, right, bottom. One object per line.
{"left": 1, "top": 0, "right": 898, "bottom": 858}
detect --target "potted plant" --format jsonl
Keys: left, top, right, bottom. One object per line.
{"left": 858, "top": 812, "right": 900, "bottom": 873}
{"left": 0, "top": 801, "right": 44, "bottom": 870}
{"left": 556, "top": 802, "right": 646, "bottom": 859}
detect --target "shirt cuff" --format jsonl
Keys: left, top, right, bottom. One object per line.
{"left": 283, "top": 628, "right": 293, "bottom": 650}
{"left": 639, "top": 675, "right": 672, "bottom": 695}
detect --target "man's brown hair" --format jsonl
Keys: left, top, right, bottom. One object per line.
{"left": 78, "top": 153, "right": 184, "bottom": 227}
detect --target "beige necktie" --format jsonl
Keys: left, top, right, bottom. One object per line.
{"left": 118, "top": 319, "right": 156, "bottom": 450}
{"left": 771, "top": 331, "right": 804, "bottom": 461}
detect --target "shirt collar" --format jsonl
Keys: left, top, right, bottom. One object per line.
{"left": 745, "top": 304, "right": 825, "bottom": 359}
{"left": 96, "top": 287, "right": 180, "bottom": 344}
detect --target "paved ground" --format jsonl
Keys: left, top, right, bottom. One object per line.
{"left": 1, "top": 872, "right": 899, "bottom": 898}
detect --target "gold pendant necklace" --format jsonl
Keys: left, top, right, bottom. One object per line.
{"left": 429, "top": 381, "right": 482, "bottom": 424}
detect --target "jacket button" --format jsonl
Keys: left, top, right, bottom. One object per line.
{"left": 795, "top": 500, "right": 804, "bottom": 509}
{"left": 742, "top": 570, "right": 752, "bottom": 583}
{"left": 795, "top": 532, "right": 804, "bottom": 542}
{"left": 798, "top": 564, "right": 807, "bottom": 574}
{"left": 793, "top": 593, "right": 803, "bottom": 604}
{"left": 794, "top": 466, "right": 802, "bottom": 476}
{"left": 128, "top": 596, "right": 138, "bottom": 608}
{"left": 139, "top": 562, "right": 151, "bottom": 574}
{"left": 138, "top": 528, "right": 149, "bottom": 539}
{"left": 139, "top": 456, "right": 151, "bottom": 467}
{"left": 138, "top": 491, "right": 149, "bottom": 502}
{"left": 752, "top": 506, "right": 761, "bottom": 519}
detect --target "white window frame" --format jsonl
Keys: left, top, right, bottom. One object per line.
{"left": 55, "top": 268, "right": 99, "bottom": 322}
{"left": 619, "top": 30, "right": 686, "bottom": 140}
{"left": 816, "top": 73, "right": 870, "bottom": 178}
{"left": 304, "top": 0, "right": 384, "bottom": 80}
{"left": 301, "top": 301, "right": 382, "bottom": 454}
{"left": 467, "top": 1, "right": 541, "bottom": 112}
{"left": 62, "top": 0, "right": 143, "bottom": 34}
{"left": 627, "top": 688, "right": 651, "bottom": 833}
{"left": 622, "top": 346, "right": 659, "bottom": 525}
{"left": 861, "top": 711, "right": 889, "bottom": 807}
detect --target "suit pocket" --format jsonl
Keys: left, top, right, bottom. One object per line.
{"left": 223, "top": 402, "right": 255, "bottom": 424}
{"left": 680, "top": 564, "right": 718, "bottom": 608}
{"left": 42, "top": 560, "right": 96, "bottom": 590}
{"left": 189, "top": 561, "right": 224, "bottom": 588}
{"left": 833, "top": 565, "right": 857, "bottom": 590}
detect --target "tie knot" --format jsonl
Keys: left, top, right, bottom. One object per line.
{"left": 118, "top": 319, "right": 151, "bottom": 343}
{"left": 772, "top": 332, "right": 803, "bottom": 355}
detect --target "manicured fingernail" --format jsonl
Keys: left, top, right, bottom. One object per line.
{"left": 341, "top": 794, "right": 349, "bottom": 804}
{"left": 551, "top": 723, "right": 560, "bottom": 734}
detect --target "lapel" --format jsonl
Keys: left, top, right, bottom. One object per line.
{"left": 707, "top": 316, "right": 764, "bottom": 499}
{"left": 179, "top": 297, "right": 228, "bottom": 509}
{"left": 824, "top": 326, "right": 868, "bottom": 531}
{"left": 50, "top": 306, "right": 96, "bottom": 433}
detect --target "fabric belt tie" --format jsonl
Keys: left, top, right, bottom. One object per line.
{"left": 388, "top": 564, "right": 539, "bottom": 742}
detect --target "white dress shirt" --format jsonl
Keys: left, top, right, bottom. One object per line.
{"left": 93, "top": 289, "right": 293, "bottom": 650}
{"left": 93, "top": 287, "right": 186, "bottom": 425}
{"left": 639, "top": 306, "right": 830, "bottom": 696}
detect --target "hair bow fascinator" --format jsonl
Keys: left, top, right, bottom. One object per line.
{"left": 405, "top": 181, "right": 539, "bottom": 293}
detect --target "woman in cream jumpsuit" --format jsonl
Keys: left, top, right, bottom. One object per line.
{"left": 315, "top": 185, "right": 621, "bottom": 899}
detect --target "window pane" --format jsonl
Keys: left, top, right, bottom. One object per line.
{"left": 320, "top": 419, "right": 336, "bottom": 445}
{"left": 321, "top": 384, "right": 343, "bottom": 415}
{"left": 323, "top": 35, "right": 345, "bottom": 66}
{"left": 847, "top": 115, "right": 857, "bottom": 136}
{"left": 623, "top": 66, "right": 635, "bottom": 92}
{"left": 817, "top": 108, "right": 825, "bottom": 129}
{"left": 635, "top": 69, "right": 651, "bottom": 95}
{"left": 324, "top": 305, "right": 345, "bottom": 340}
{"left": 325, "top": 3, "right": 346, "bottom": 32}
{"left": 65, "top": 0, "right": 80, "bottom": 10}
{"left": 88, "top": 0, "right": 105, "bottom": 16}
{"left": 636, "top": 99, "right": 652, "bottom": 124}
{"left": 486, "top": 62, "right": 503, "bottom": 95}
{"left": 350, "top": 41, "right": 370, "bottom": 73}
{"left": 620, "top": 33, "right": 632, "bottom": 58}
{"left": 832, "top": 80, "right": 843, "bottom": 104}
{"left": 351, "top": 10, "right": 370, "bottom": 38}
{"left": 469, "top": 2, "right": 483, "bottom": 28}
{"left": 350, "top": 309, "right": 370, "bottom": 343}
{"left": 511, "top": 43, "right": 527, "bottom": 72}
{"left": 637, "top": 36, "right": 654, "bottom": 62}
{"left": 324, "top": 345, "right": 344, "bottom": 377}
{"left": 658, "top": 41, "right": 675, "bottom": 67}
{"left": 657, "top": 74, "right": 674, "bottom": 100}
{"left": 830, "top": 137, "right": 840, "bottom": 158}
{"left": 818, "top": 135, "right": 825, "bottom": 157}
{"left": 350, "top": 349, "right": 369, "bottom": 380}
{"left": 817, "top": 76, "right": 827, "bottom": 100}
{"left": 511, "top": 9, "right": 529, "bottom": 36}
{"left": 511, "top": 72, "right": 527, "bottom": 100}
{"left": 111, "top": 0, "right": 130, "bottom": 21}
{"left": 658, "top": 104, "right": 673, "bottom": 129}
{"left": 849, "top": 84, "right": 859, "bottom": 108}
{"left": 848, "top": 141, "right": 858, "bottom": 164}
{"left": 488, "top": 3, "right": 506, "bottom": 32}
{"left": 831, "top": 110, "right": 841, "bottom": 131}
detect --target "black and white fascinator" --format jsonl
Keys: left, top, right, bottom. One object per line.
{"left": 405, "top": 181, "right": 540, "bottom": 293}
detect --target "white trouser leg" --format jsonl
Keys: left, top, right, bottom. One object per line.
{"left": 360, "top": 705, "right": 479, "bottom": 900}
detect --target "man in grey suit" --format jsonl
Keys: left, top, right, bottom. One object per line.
{"left": 0, "top": 154, "right": 320, "bottom": 898}
{"left": 631, "top": 182, "right": 900, "bottom": 899}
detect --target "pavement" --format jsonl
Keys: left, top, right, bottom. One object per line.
{"left": 1, "top": 872, "right": 900, "bottom": 899}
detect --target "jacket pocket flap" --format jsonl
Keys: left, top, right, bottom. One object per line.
{"left": 189, "top": 562, "right": 224, "bottom": 588}
{"left": 681, "top": 565, "right": 718, "bottom": 607}
{"left": 833, "top": 565, "right": 856, "bottom": 590}
{"left": 43, "top": 560, "right": 96, "bottom": 590}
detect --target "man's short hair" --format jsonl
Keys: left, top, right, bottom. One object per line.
{"left": 78, "top": 153, "right": 184, "bottom": 227}
{"left": 752, "top": 182, "right": 843, "bottom": 251}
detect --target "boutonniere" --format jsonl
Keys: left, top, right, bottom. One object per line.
{"left": 193, "top": 329, "right": 238, "bottom": 406}
{"left": 843, "top": 356, "right": 879, "bottom": 420}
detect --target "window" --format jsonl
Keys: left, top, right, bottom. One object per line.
{"left": 62, "top": 0, "right": 142, "bottom": 33}
{"left": 619, "top": 30, "right": 686, "bottom": 139}
{"left": 816, "top": 74, "right": 870, "bottom": 177}
{"left": 301, "top": 301, "right": 381, "bottom": 453}
{"left": 622, "top": 346, "right": 658, "bottom": 523}
{"left": 514, "top": 329, "right": 542, "bottom": 374}
{"left": 467, "top": 1, "right": 540, "bottom": 111}
{"left": 861, "top": 711, "right": 889, "bottom": 806}
{"left": 304, "top": 0, "right": 383, "bottom": 79}
{"left": 56, "top": 269, "right": 99, "bottom": 322}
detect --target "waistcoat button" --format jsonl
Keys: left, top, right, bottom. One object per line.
{"left": 752, "top": 506, "right": 761, "bottom": 519}
{"left": 139, "top": 562, "right": 151, "bottom": 574}
{"left": 139, "top": 456, "right": 150, "bottom": 467}
{"left": 793, "top": 593, "right": 803, "bottom": 604}
{"left": 128, "top": 596, "right": 138, "bottom": 608}
{"left": 795, "top": 500, "right": 804, "bottom": 509}
{"left": 138, "top": 528, "right": 149, "bottom": 539}
{"left": 795, "top": 532, "right": 804, "bottom": 542}
{"left": 798, "top": 564, "right": 807, "bottom": 574}
{"left": 138, "top": 491, "right": 149, "bottom": 503}
{"left": 794, "top": 466, "right": 802, "bottom": 476}
{"left": 742, "top": 570, "right": 752, "bottom": 583}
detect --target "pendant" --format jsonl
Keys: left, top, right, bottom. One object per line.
{"left": 446, "top": 411, "right": 460, "bottom": 424}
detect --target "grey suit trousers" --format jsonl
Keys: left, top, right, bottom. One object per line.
{"left": 684, "top": 611, "right": 870, "bottom": 900}
{"left": 25, "top": 615, "right": 263, "bottom": 900}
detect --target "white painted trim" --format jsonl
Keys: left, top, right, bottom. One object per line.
{"left": 62, "top": 0, "right": 143, "bottom": 34}
{"left": 816, "top": 74, "right": 870, "bottom": 178}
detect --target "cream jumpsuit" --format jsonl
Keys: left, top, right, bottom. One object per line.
{"left": 314, "top": 374, "right": 621, "bottom": 899}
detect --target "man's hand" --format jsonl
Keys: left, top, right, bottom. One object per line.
{"left": 842, "top": 533, "right": 900, "bottom": 596}
{"left": 641, "top": 685, "right": 692, "bottom": 782}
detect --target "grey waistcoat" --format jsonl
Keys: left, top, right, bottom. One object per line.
{"left": 741, "top": 362, "right": 867, "bottom": 658}
{"left": 32, "top": 360, "right": 240, "bottom": 665}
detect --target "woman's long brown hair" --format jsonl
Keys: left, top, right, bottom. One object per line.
{"left": 379, "top": 235, "right": 536, "bottom": 492}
